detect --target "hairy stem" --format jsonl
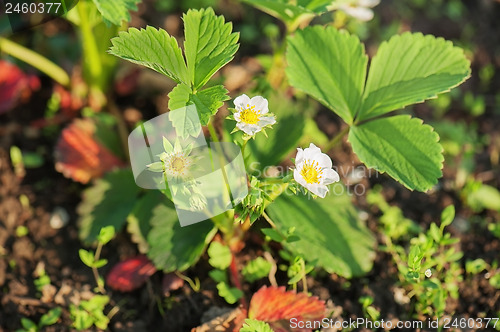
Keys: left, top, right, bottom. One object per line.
{"left": 0, "top": 37, "right": 70, "bottom": 87}
{"left": 324, "top": 125, "right": 350, "bottom": 152}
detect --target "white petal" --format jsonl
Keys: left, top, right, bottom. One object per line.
{"left": 294, "top": 169, "right": 307, "bottom": 187}
{"left": 295, "top": 148, "right": 304, "bottom": 165}
{"left": 234, "top": 112, "right": 242, "bottom": 121}
{"left": 250, "top": 96, "right": 269, "bottom": 114}
{"left": 342, "top": 6, "right": 374, "bottom": 21}
{"left": 234, "top": 94, "right": 250, "bottom": 109}
{"left": 315, "top": 152, "right": 333, "bottom": 169}
{"left": 359, "top": 0, "right": 380, "bottom": 8}
{"left": 258, "top": 116, "right": 276, "bottom": 126}
{"left": 321, "top": 168, "right": 340, "bottom": 185}
{"left": 306, "top": 183, "right": 329, "bottom": 198}
{"left": 237, "top": 122, "right": 261, "bottom": 135}
{"left": 308, "top": 143, "right": 322, "bottom": 154}
{"left": 303, "top": 143, "right": 322, "bottom": 160}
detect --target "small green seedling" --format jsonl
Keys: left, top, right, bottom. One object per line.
{"left": 79, "top": 226, "right": 115, "bottom": 293}
{"left": 16, "top": 308, "right": 62, "bottom": 332}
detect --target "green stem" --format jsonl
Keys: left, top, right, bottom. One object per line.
{"left": 93, "top": 242, "right": 106, "bottom": 294}
{"left": 0, "top": 37, "right": 70, "bottom": 87}
{"left": 207, "top": 120, "right": 235, "bottom": 236}
{"left": 77, "top": 1, "right": 102, "bottom": 88}
{"left": 207, "top": 121, "right": 219, "bottom": 142}
{"left": 262, "top": 211, "right": 277, "bottom": 229}
{"left": 300, "top": 259, "right": 308, "bottom": 294}
{"left": 324, "top": 125, "right": 350, "bottom": 152}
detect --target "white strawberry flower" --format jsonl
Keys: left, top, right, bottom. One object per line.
{"left": 233, "top": 94, "right": 276, "bottom": 136}
{"left": 293, "top": 143, "right": 340, "bottom": 198}
{"left": 146, "top": 137, "right": 194, "bottom": 179}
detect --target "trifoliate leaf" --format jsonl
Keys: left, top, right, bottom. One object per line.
{"left": 109, "top": 26, "right": 189, "bottom": 84}
{"left": 286, "top": 26, "right": 368, "bottom": 124}
{"left": 349, "top": 115, "right": 444, "bottom": 191}
{"left": 183, "top": 8, "right": 239, "bottom": 89}
{"left": 358, "top": 32, "right": 471, "bottom": 121}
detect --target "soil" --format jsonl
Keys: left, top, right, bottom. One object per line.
{"left": 1, "top": 0, "right": 500, "bottom": 331}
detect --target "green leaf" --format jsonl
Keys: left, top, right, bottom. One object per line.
{"left": 465, "top": 182, "right": 500, "bottom": 212}
{"left": 91, "top": 0, "right": 140, "bottom": 26}
{"left": 349, "top": 115, "right": 443, "bottom": 191}
{"left": 77, "top": 169, "right": 141, "bottom": 243}
{"left": 209, "top": 269, "right": 227, "bottom": 283}
{"left": 109, "top": 26, "right": 189, "bottom": 84}
{"left": 39, "top": 308, "right": 62, "bottom": 327}
{"left": 163, "top": 136, "right": 174, "bottom": 153}
{"left": 207, "top": 242, "right": 232, "bottom": 270}
{"left": 21, "top": 318, "right": 37, "bottom": 331}
{"left": 286, "top": 26, "right": 367, "bottom": 124}
{"left": 216, "top": 282, "right": 243, "bottom": 304}
{"left": 127, "top": 191, "right": 163, "bottom": 253}
{"left": 266, "top": 185, "right": 375, "bottom": 278}
{"left": 168, "top": 83, "right": 192, "bottom": 111}
{"left": 147, "top": 161, "right": 164, "bottom": 172}
{"left": 242, "top": 257, "right": 272, "bottom": 283}
{"left": 147, "top": 202, "right": 217, "bottom": 272}
{"left": 465, "top": 258, "right": 488, "bottom": 275}
{"left": 240, "top": 318, "right": 274, "bottom": 332}
{"left": 79, "top": 249, "right": 95, "bottom": 268}
{"left": 170, "top": 84, "right": 229, "bottom": 126}
{"left": 408, "top": 245, "right": 422, "bottom": 270}
{"left": 70, "top": 306, "right": 93, "bottom": 330}
{"left": 261, "top": 228, "right": 284, "bottom": 242}
{"left": 191, "top": 85, "right": 230, "bottom": 125}
{"left": 358, "top": 32, "right": 471, "bottom": 121}
{"left": 97, "top": 226, "right": 115, "bottom": 245}
{"left": 167, "top": 84, "right": 203, "bottom": 138}
{"left": 440, "top": 205, "right": 455, "bottom": 228}
{"left": 183, "top": 8, "right": 239, "bottom": 89}
{"left": 93, "top": 259, "right": 108, "bottom": 268}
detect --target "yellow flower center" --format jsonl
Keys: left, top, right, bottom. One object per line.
{"left": 170, "top": 156, "right": 186, "bottom": 172}
{"left": 164, "top": 153, "right": 190, "bottom": 177}
{"left": 240, "top": 104, "right": 261, "bottom": 124}
{"left": 300, "top": 159, "right": 323, "bottom": 184}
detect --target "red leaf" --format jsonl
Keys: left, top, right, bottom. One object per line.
{"left": 248, "top": 286, "right": 325, "bottom": 332}
{"left": 0, "top": 60, "right": 39, "bottom": 114}
{"left": 107, "top": 255, "right": 157, "bottom": 292}
{"left": 54, "top": 118, "right": 123, "bottom": 184}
